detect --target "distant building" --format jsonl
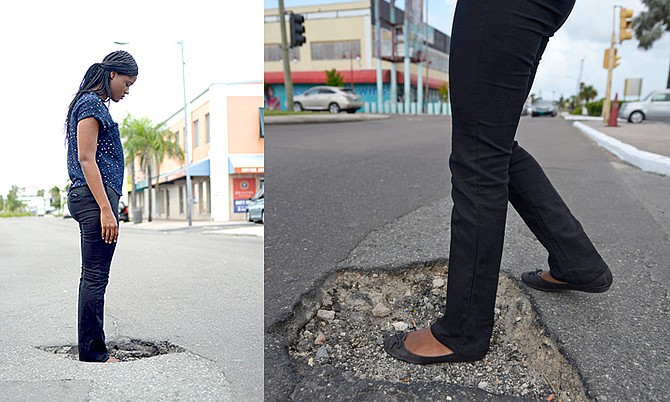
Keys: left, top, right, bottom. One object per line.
{"left": 129, "top": 82, "right": 264, "bottom": 222}
{"left": 264, "top": 0, "right": 450, "bottom": 113}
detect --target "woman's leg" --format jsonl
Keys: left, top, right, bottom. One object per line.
{"left": 68, "top": 186, "right": 119, "bottom": 362}
{"left": 508, "top": 143, "right": 611, "bottom": 284}
{"left": 428, "top": 0, "right": 577, "bottom": 358}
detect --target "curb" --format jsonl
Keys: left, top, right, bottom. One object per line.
{"left": 264, "top": 114, "right": 390, "bottom": 125}
{"left": 573, "top": 121, "right": 670, "bottom": 176}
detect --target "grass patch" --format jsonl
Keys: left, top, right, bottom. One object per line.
{"left": 0, "top": 212, "right": 34, "bottom": 218}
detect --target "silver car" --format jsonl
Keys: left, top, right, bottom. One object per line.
{"left": 619, "top": 89, "right": 670, "bottom": 124}
{"left": 293, "top": 86, "right": 363, "bottom": 114}
{"left": 246, "top": 188, "right": 264, "bottom": 224}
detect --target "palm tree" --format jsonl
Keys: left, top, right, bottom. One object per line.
{"left": 149, "top": 119, "right": 184, "bottom": 220}
{"left": 633, "top": 0, "right": 670, "bottom": 88}
{"left": 121, "top": 115, "right": 184, "bottom": 222}
{"left": 579, "top": 85, "right": 598, "bottom": 102}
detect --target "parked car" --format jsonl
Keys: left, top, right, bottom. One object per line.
{"left": 246, "top": 188, "right": 264, "bottom": 224}
{"left": 293, "top": 86, "right": 362, "bottom": 114}
{"left": 531, "top": 100, "right": 558, "bottom": 117}
{"left": 119, "top": 201, "right": 130, "bottom": 222}
{"left": 619, "top": 89, "right": 670, "bottom": 124}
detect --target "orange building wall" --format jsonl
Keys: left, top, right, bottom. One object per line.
{"left": 191, "top": 101, "right": 211, "bottom": 162}
{"left": 228, "top": 96, "right": 264, "bottom": 154}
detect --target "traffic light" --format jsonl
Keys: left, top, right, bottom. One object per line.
{"left": 619, "top": 8, "right": 634, "bottom": 43}
{"left": 289, "top": 14, "right": 306, "bottom": 48}
{"left": 603, "top": 47, "right": 620, "bottom": 69}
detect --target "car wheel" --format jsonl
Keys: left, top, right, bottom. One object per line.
{"left": 328, "top": 103, "right": 341, "bottom": 114}
{"left": 260, "top": 210, "right": 264, "bottom": 224}
{"left": 629, "top": 111, "right": 644, "bottom": 124}
{"left": 293, "top": 102, "right": 303, "bottom": 112}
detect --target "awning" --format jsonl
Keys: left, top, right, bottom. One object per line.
{"left": 133, "top": 159, "right": 211, "bottom": 190}
{"left": 229, "top": 155, "right": 264, "bottom": 174}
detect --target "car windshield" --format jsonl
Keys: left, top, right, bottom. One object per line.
{"left": 341, "top": 88, "right": 354, "bottom": 93}
{"left": 534, "top": 101, "right": 553, "bottom": 106}
{"left": 642, "top": 91, "right": 655, "bottom": 101}
{"left": 252, "top": 188, "right": 264, "bottom": 200}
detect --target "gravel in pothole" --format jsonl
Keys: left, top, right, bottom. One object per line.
{"left": 288, "top": 264, "right": 587, "bottom": 401}
{"left": 38, "top": 338, "right": 186, "bottom": 362}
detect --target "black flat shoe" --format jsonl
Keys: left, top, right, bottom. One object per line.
{"left": 521, "top": 269, "right": 612, "bottom": 293}
{"left": 383, "top": 332, "right": 485, "bottom": 364}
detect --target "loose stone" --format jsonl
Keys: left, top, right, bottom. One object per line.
{"left": 315, "top": 332, "right": 326, "bottom": 345}
{"left": 392, "top": 321, "right": 409, "bottom": 331}
{"left": 317, "top": 309, "right": 336, "bottom": 321}
{"left": 372, "top": 303, "right": 391, "bottom": 317}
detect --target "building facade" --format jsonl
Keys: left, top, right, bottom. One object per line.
{"left": 264, "top": 0, "right": 451, "bottom": 113}
{"left": 129, "top": 82, "right": 264, "bottom": 222}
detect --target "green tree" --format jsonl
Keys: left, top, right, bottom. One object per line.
{"left": 579, "top": 85, "right": 598, "bottom": 102}
{"left": 121, "top": 115, "right": 184, "bottom": 222}
{"left": 6, "top": 185, "right": 25, "bottom": 213}
{"left": 325, "top": 69, "right": 344, "bottom": 87}
{"left": 50, "top": 186, "right": 62, "bottom": 211}
{"left": 0, "top": 195, "right": 4, "bottom": 211}
{"left": 438, "top": 82, "right": 449, "bottom": 102}
{"left": 633, "top": 0, "right": 670, "bottom": 88}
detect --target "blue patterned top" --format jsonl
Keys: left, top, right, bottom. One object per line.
{"left": 67, "top": 93, "right": 124, "bottom": 196}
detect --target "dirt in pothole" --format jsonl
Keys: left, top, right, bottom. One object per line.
{"left": 288, "top": 264, "right": 589, "bottom": 401}
{"left": 38, "top": 338, "right": 186, "bottom": 362}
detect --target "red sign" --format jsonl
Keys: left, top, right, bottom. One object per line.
{"left": 233, "top": 178, "right": 257, "bottom": 200}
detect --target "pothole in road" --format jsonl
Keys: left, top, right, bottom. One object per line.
{"left": 38, "top": 338, "right": 186, "bottom": 362}
{"left": 288, "top": 264, "right": 589, "bottom": 401}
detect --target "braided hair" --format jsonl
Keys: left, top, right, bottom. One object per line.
{"left": 65, "top": 50, "right": 138, "bottom": 138}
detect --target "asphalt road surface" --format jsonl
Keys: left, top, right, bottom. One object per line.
{"left": 265, "top": 115, "right": 670, "bottom": 400}
{"left": 0, "top": 217, "right": 263, "bottom": 401}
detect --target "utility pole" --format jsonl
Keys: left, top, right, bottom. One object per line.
{"left": 603, "top": 6, "right": 617, "bottom": 123}
{"left": 278, "top": 0, "right": 294, "bottom": 111}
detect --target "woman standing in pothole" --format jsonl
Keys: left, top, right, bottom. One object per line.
{"left": 384, "top": 0, "right": 612, "bottom": 364}
{"left": 65, "top": 51, "right": 138, "bottom": 363}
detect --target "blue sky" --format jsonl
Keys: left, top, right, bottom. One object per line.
{"left": 265, "top": 0, "right": 669, "bottom": 103}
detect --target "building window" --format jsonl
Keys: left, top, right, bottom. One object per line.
{"left": 205, "top": 113, "right": 210, "bottom": 143}
{"left": 259, "top": 108, "right": 264, "bottom": 138}
{"left": 198, "top": 181, "right": 204, "bottom": 214}
{"left": 193, "top": 119, "right": 200, "bottom": 148}
{"left": 264, "top": 44, "right": 300, "bottom": 62}
{"left": 310, "top": 40, "right": 360, "bottom": 60}
{"left": 179, "top": 186, "right": 184, "bottom": 214}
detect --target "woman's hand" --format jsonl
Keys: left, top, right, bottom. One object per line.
{"left": 100, "top": 207, "right": 118, "bottom": 244}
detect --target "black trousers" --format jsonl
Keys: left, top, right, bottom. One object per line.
{"left": 67, "top": 185, "right": 119, "bottom": 362}
{"left": 430, "top": 0, "right": 610, "bottom": 358}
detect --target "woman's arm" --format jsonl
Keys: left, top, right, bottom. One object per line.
{"left": 77, "top": 117, "right": 118, "bottom": 244}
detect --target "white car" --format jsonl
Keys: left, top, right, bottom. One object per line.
{"left": 293, "top": 86, "right": 363, "bottom": 114}
{"left": 619, "top": 89, "right": 670, "bottom": 123}
{"left": 246, "top": 188, "right": 264, "bottom": 224}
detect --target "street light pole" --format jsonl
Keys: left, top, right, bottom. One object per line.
{"left": 178, "top": 40, "right": 194, "bottom": 227}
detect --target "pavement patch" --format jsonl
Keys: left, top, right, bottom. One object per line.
{"left": 37, "top": 338, "right": 186, "bottom": 362}
{"left": 288, "top": 264, "right": 589, "bottom": 401}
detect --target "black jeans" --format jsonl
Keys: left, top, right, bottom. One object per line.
{"left": 67, "top": 185, "right": 119, "bottom": 362}
{"left": 431, "top": 0, "right": 610, "bottom": 358}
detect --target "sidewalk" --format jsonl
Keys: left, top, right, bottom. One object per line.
{"left": 122, "top": 219, "right": 264, "bottom": 237}
{"left": 567, "top": 114, "right": 670, "bottom": 176}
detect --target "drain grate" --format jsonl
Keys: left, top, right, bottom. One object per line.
{"left": 38, "top": 338, "right": 186, "bottom": 362}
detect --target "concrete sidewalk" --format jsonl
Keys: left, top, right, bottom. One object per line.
{"left": 121, "top": 219, "right": 264, "bottom": 237}
{"left": 570, "top": 117, "right": 670, "bottom": 176}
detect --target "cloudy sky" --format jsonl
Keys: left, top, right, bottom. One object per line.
{"left": 0, "top": 0, "right": 263, "bottom": 196}
{"left": 268, "top": 0, "right": 668, "bottom": 101}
